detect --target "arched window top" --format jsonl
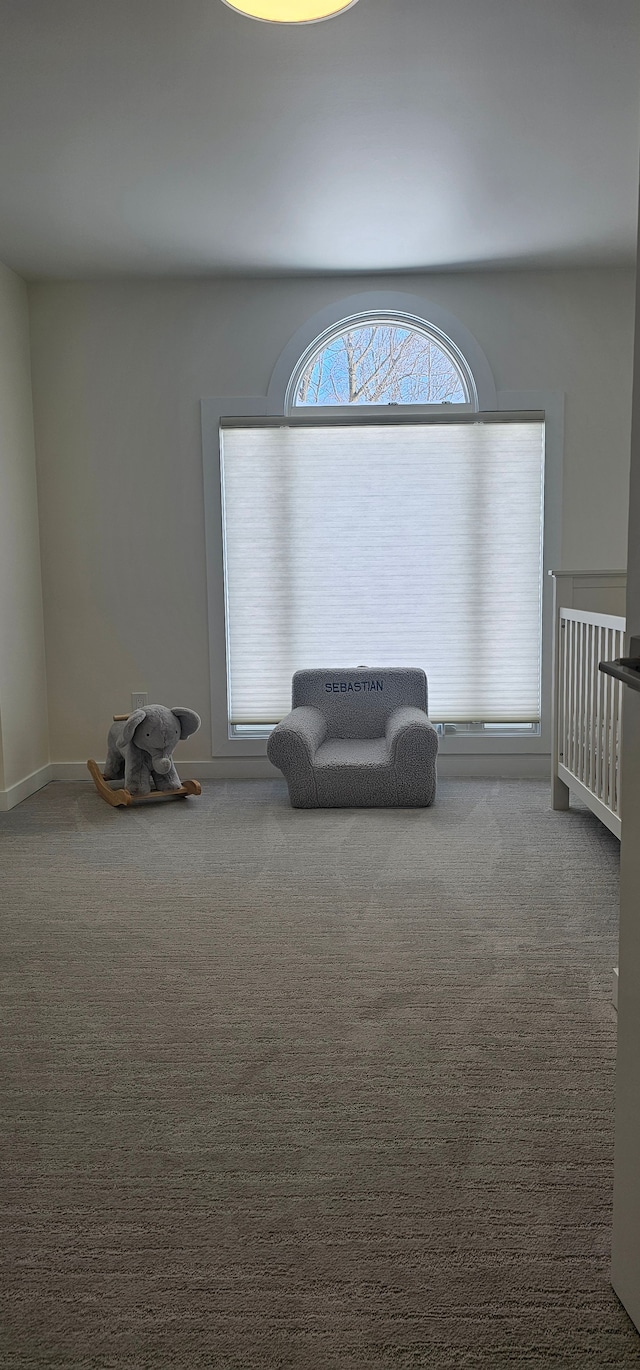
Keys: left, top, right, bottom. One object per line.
{"left": 266, "top": 292, "right": 497, "bottom": 414}
{"left": 292, "top": 314, "right": 469, "bottom": 408}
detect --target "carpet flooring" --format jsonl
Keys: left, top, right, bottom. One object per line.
{"left": 1, "top": 777, "right": 639, "bottom": 1369}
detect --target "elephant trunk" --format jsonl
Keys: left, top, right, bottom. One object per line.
{"left": 153, "top": 756, "right": 172, "bottom": 776}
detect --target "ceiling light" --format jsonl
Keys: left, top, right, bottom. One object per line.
{"left": 221, "top": 0, "right": 359, "bottom": 22}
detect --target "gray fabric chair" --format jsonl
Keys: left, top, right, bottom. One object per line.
{"left": 267, "top": 667, "right": 438, "bottom": 808}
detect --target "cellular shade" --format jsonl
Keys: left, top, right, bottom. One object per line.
{"left": 220, "top": 419, "right": 545, "bottom": 726}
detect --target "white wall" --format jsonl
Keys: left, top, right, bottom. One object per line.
{"left": 0, "top": 260, "right": 49, "bottom": 804}
{"left": 611, "top": 184, "right": 640, "bottom": 1335}
{"left": 28, "top": 267, "right": 635, "bottom": 766}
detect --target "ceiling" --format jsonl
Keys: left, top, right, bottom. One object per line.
{"left": 1, "top": 0, "right": 639, "bottom": 279}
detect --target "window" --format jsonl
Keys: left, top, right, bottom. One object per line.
{"left": 203, "top": 293, "right": 559, "bottom": 756}
{"left": 220, "top": 415, "right": 545, "bottom": 733}
{"left": 292, "top": 317, "right": 469, "bottom": 407}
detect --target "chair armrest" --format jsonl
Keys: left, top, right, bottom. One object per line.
{"left": 267, "top": 706, "right": 328, "bottom": 765}
{"left": 385, "top": 706, "right": 438, "bottom": 758}
{"left": 386, "top": 706, "right": 438, "bottom": 806}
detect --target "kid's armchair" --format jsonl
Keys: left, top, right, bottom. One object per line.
{"left": 267, "top": 667, "right": 438, "bottom": 808}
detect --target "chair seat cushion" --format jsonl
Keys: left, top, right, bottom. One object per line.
{"left": 312, "top": 737, "right": 396, "bottom": 807}
{"left": 314, "top": 737, "right": 389, "bottom": 769}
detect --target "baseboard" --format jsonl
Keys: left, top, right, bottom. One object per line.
{"left": 0, "top": 763, "right": 53, "bottom": 812}
{"left": 437, "top": 754, "right": 549, "bottom": 779}
{"left": 51, "top": 758, "right": 279, "bottom": 782}
{"left": 2, "top": 755, "right": 551, "bottom": 808}
{"left": 50, "top": 754, "right": 550, "bottom": 785}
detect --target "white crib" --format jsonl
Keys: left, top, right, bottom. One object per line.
{"left": 551, "top": 571, "right": 626, "bottom": 839}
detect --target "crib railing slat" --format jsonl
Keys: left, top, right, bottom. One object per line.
{"left": 571, "top": 615, "right": 578, "bottom": 778}
{"left": 556, "top": 606, "right": 625, "bottom": 833}
{"left": 588, "top": 622, "right": 596, "bottom": 793}
{"left": 595, "top": 623, "right": 604, "bottom": 801}
{"left": 580, "top": 620, "right": 588, "bottom": 785}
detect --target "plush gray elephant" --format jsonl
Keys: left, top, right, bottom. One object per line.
{"left": 104, "top": 705, "right": 201, "bottom": 795}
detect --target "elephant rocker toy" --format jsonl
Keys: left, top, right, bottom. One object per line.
{"left": 87, "top": 704, "right": 202, "bottom": 807}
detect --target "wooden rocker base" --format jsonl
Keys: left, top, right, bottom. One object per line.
{"left": 87, "top": 759, "right": 201, "bottom": 808}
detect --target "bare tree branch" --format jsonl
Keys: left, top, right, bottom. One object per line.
{"left": 295, "top": 324, "right": 466, "bottom": 408}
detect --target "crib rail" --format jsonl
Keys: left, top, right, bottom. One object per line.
{"left": 556, "top": 608, "right": 625, "bottom": 837}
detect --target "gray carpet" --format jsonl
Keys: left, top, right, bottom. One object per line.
{"left": 1, "top": 778, "right": 639, "bottom": 1369}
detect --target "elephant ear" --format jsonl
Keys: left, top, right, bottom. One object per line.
{"left": 121, "top": 708, "right": 147, "bottom": 745}
{"left": 171, "top": 707, "right": 201, "bottom": 740}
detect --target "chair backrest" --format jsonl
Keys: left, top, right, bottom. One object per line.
{"left": 292, "top": 667, "right": 428, "bottom": 739}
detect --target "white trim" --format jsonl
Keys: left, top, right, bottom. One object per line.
{"left": 266, "top": 291, "right": 498, "bottom": 414}
{"left": 202, "top": 397, "right": 268, "bottom": 757}
{"left": 550, "top": 568, "right": 626, "bottom": 579}
{"left": 437, "top": 754, "right": 549, "bottom": 779}
{"left": 0, "top": 764, "right": 52, "bottom": 812}
{"left": 52, "top": 754, "right": 551, "bottom": 784}
{"left": 50, "top": 759, "right": 278, "bottom": 782}
{"left": 499, "top": 390, "right": 564, "bottom": 761}
{"left": 202, "top": 389, "right": 563, "bottom": 759}
{"left": 284, "top": 310, "right": 475, "bottom": 412}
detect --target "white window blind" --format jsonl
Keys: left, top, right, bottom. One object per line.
{"left": 220, "top": 418, "right": 544, "bottom": 726}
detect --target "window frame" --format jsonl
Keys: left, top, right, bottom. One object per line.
{"left": 267, "top": 290, "right": 498, "bottom": 415}
{"left": 220, "top": 408, "right": 546, "bottom": 734}
{"left": 286, "top": 311, "right": 475, "bottom": 411}
{"left": 203, "top": 394, "right": 563, "bottom": 763}
{"left": 201, "top": 289, "right": 563, "bottom": 769}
